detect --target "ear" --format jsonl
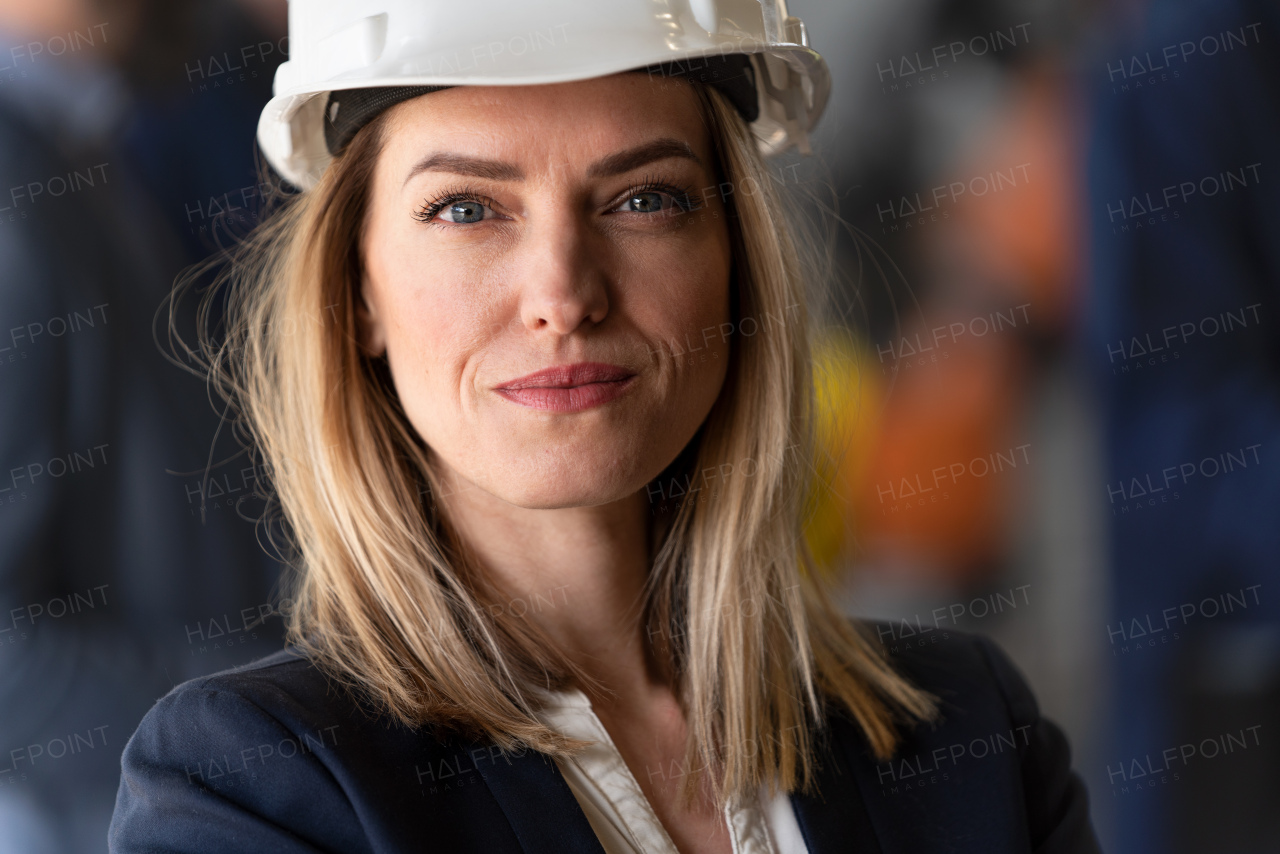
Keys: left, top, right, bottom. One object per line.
{"left": 356, "top": 280, "right": 388, "bottom": 357}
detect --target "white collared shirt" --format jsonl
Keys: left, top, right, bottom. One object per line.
{"left": 531, "top": 688, "right": 811, "bottom": 854}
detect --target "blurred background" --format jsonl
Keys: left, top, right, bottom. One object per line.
{"left": 0, "top": 0, "right": 1275, "bottom": 851}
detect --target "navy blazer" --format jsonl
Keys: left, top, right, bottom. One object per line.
{"left": 109, "top": 627, "right": 1101, "bottom": 853}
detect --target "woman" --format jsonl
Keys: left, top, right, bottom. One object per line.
{"left": 110, "top": 2, "right": 1100, "bottom": 852}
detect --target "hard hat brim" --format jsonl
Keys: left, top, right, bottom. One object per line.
{"left": 258, "top": 42, "right": 828, "bottom": 190}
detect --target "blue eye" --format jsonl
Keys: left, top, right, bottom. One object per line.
{"left": 413, "top": 192, "right": 500, "bottom": 225}
{"left": 439, "top": 200, "right": 491, "bottom": 223}
{"left": 613, "top": 184, "right": 698, "bottom": 215}
{"left": 625, "top": 192, "right": 667, "bottom": 213}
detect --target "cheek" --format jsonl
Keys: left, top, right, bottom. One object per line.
{"left": 615, "top": 218, "right": 733, "bottom": 369}
{"left": 367, "top": 232, "right": 503, "bottom": 430}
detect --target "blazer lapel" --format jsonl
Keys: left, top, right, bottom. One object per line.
{"left": 473, "top": 718, "right": 892, "bottom": 854}
{"left": 824, "top": 704, "right": 1029, "bottom": 854}
{"left": 475, "top": 745, "right": 607, "bottom": 854}
{"left": 789, "top": 716, "right": 885, "bottom": 854}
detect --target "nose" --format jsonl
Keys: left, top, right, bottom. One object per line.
{"left": 515, "top": 209, "right": 611, "bottom": 336}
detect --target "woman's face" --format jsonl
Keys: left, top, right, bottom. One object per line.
{"left": 361, "top": 74, "right": 733, "bottom": 509}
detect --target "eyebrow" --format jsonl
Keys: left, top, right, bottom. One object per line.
{"left": 402, "top": 153, "right": 523, "bottom": 187}
{"left": 586, "top": 138, "right": 701, "bottom": 178}
{"left": 402, "top": 138, "right": 701, "bottom": 188}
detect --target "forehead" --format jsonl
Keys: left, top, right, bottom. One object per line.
{"left": 378, "top": 73, "right": 712, "bottom": 176}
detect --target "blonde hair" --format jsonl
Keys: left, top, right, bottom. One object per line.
{"left": 182, "top": 81, "right": 936, "bottom": 808}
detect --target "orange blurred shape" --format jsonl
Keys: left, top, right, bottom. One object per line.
{"left": 850, "top": 334, "right": 1026, "bottom": 583}
{"left": 935, "top": 65, "right": 1084, "bottom": 330}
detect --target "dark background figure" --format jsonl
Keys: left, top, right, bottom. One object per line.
{"left": 0, "top": 1, "right": 288, "bottom": 850}
{"left": 1084, "top": 0, "right": 1280, "bottom": 851}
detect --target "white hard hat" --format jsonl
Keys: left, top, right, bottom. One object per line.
{"left": 257, "top": 0, "right": 830, "bottom": 189}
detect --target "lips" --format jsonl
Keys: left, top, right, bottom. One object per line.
{"left": 494, "top": 362, "right": 637, "bottom": 412}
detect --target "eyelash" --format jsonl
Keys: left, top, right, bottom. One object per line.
{"left": 411, "top": 185, "right": 500, "bottom": 224}
{"left": 410, "top": 176, "right": 703, "bottom": 225}
{"left": 623, "top": 174, "right": 702, "bottom": 215}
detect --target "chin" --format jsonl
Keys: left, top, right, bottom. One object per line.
{"left": 468, "top": 448, "right": 658, "bottom": 511}
{"left": 478, "top": 478, "right": 633, "bottom": 511}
